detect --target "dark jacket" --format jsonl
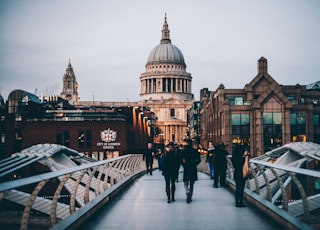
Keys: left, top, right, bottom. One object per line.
{"left": 213, "top": 147, "right": 227, "bottom": 169}
{"left": 162, "top": 149, "right": 180, "bottom": 179}
{"left": 232, "top": 145, "right": 248, "bottom": 180}
{"left": 143, "top": 148, "right": 154, "bottom": 164}
{"left": 181, "top": 146, "right": 201, "bottom": 182}
{"left": 206, "top": 148, "right": 214, "bottom": 165}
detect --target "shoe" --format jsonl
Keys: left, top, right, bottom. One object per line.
{"left": 186, "top": 193, "right": 191, "bottom": 203}
{"left": 214, "top": 184, "right": 219, "bottom": 188}
{"left": 239, "top": 203, "right": 247, "bottom": 207}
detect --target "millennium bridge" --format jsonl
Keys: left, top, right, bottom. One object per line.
{"left": 0, "top": 142, "right": 319, "bottom": 230}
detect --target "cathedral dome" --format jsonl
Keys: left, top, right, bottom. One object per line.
{"left": 146, "top": 15, "right": 185, "bottom": 67}
{"left": 147, "top": 43, "right": 185, "bottom": 65}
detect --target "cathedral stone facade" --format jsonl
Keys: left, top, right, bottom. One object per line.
{"left": 140, "top": 15, "right": 194, "bottom": 145}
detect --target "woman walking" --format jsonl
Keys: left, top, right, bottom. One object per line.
{"left": 162, "top": 142, "right": 180, "bottom": 203}
{"left": 232, "top": 144, "right": 250, "bottom": 207}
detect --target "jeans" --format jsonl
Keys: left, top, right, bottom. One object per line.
{"left": 207, "top": 162, "right": 214, "bottom": 178}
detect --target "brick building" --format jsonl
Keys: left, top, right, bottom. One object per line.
{"left": 195, "top": 57, "right": 320, "bottom": 157}
{"left": 1, "top": 89, "right": 153, "bottom": 159}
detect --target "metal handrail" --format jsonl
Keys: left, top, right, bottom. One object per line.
{"left": 0, "top": 154, "right": 145, "bottom": 230}
{"left": 198, "top": 155, "right": 320, "bottom": 228}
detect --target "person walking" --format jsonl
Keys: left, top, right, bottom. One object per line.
{"left": 162, "top": 142, "right": 180, "bottom": 203}
{"left": 213, "top": 143, "right": 228, "bottom": 188}
{"left": 206, "top": 141, "right": 215, "bottom": 179}
{"left": 181, "top": 139, "right": 201, "bottom": 203}
{"left": 232, "top": 144, "right": 250, "bottom": 207}
{"left": 143, "top": 142, "right": 154, "bottom": 175}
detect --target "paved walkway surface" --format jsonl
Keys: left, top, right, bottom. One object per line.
{"left": 80, "top": 169, "right": 283, "bottom": 230}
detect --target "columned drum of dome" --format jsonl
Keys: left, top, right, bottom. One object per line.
{"left": 140, "top": 15, "right": 193, "bottom": 101}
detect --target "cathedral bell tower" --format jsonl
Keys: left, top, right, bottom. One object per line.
{"left": 60, "top": 59, "right": 79, "bottom": 104}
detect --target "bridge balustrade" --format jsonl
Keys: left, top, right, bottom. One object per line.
{"left": 198, "top": 154, "right": 320, "bottom": 229}
{"left": 0, "top": 154, "right": 145, "bottom": 230}
{"left": 1, "top": 145, "right": 319, "bottom": 230}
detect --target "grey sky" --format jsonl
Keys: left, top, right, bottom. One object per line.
{"left": 0, "top": 0, "right": 319, "bottom": 102}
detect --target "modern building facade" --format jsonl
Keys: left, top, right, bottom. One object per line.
{"left": 196, "top": 57, "right": 320, "bottom": 157}
{"left": 140, "top": 15, "right": 194, "bottom": 146}
{"left": 1, "top": 89, "right": 153, "bottom": 159}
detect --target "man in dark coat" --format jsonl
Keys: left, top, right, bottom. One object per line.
{"left": 143, "top": 142, "right": 154, "bottom": 175}
{"left": 213, "top": 142, "right": 228, "bottom": 188}
{"left": 181, "top": 139, "right": 201, "bottom": 203}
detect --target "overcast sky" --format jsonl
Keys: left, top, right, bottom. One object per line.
{"left": 0, "top": 0, "right": 319, "bottom": 102}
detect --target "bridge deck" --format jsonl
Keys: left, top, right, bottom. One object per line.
{"left": 79, "top": 169, "right": 282, "bottom": 230}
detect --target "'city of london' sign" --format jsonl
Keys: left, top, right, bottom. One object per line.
{"left": 97, "top": 128, "right": 120, "bottom": 149}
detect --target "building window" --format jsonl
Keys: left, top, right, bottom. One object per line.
{"left": 64, "top": 130, "right": 70, "bottom": 147}
{"left": 182, "top": 80, "right": 185, "bottom": 92}
{"left": 226, "top": 96, "right": 243, "bottom": 105}
{"left": 290, "top": 113, "right": 306, "bottom": 142}
{"left": 287, "top": 96, "right": 297, "bottom": 105}
{"left": 153, "top": 78, "right": 156, "bottom": 92}
{"left": 170, "top": 108, "right": 175, "bottom": 117}
{"left": 263, "top": 112, "right": 282, "bottom": 153}
{"left": 1, "top": 134, "right": 5, "bottom": 144}
{"left": 313, "top": 114, "right": 320, "bottom": 126}
{"left": 56, "top": 130, "right": 62, "bottom": 145}
{"left": 231, "top": 114, "right": 250, "bottom": 145}
{"left": 86, "top": 130, "right": 92, "bottom": 148}
{"left": 162, "top": 79, "right": 166, "bottom": 92}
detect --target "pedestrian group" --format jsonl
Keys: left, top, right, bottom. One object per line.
{"left": 144, "top": 140, "right": 250, "bottom": 207}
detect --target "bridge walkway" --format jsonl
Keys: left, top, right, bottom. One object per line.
{"left": 79, "top": 170, "right": 282, "bottom": 230}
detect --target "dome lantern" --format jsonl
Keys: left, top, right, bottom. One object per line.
{"left": 161, "top": 13, "right": 171, "bottom": 44}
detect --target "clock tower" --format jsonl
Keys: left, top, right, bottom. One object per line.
{"left": 60, "top": 59, "right": 79, "bottom": 104}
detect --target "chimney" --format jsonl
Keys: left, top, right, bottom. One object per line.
{"left": 258, "top": 57, "right": 268, "bottom": 74}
